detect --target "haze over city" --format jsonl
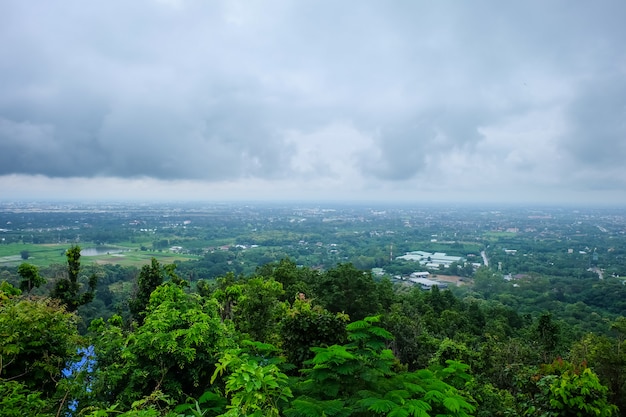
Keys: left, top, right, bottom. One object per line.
{"left": 1, "top": 1, "right": 625, "bottom": 205}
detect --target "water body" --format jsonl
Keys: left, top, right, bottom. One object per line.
{"left": 80, "top": 247, "right": 127, "bottom": 256}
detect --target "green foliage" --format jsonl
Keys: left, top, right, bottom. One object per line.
{"left": 232, "top": 277, "right": 286, "bottom": 343}
{"left": 50, "top": 245, "right": 97, "bottom": 311}
{"left": 0, "top": 296, "right": 79, "bottom": 396}
{"left": 0, "top": 280, "right": 22, "bottom": 299}
{"left": 518, "top": 359, "right": 618, "bottom": 417}
{"left": 476, "top": 334, "right": 540, "bottom": 392}
{"left": 209, "top": 272, "right": 289, "bottom": 344}
{"left": 211, "top": 343, "right": 293, "bottom": 417}
{"left": 429, "top": 340, "right": 477, "bottom": 383}
{"left": 174, "top": 391, "right": 228, "bottom": 417}
{"left": 3, "top": 243, "right": 626, "bottom": 417}
{"left": 312, "top": 263, "right": 382, "bottom": 321}
{"left": 548, "top": 368, "right": 616, "bottom": 416}
{"left": 569, "top": 329, "right": 626, "bottom": 414}
{"left": 534, "top": 313, "right": 560, "bottom": 363}
{"left": 67, "top": 244, "right": 81, "bottom": 282}
{"left": 17, "top": 262, "right": 45, "bottom": 293}
{"left": 0, "top": 380, "right": 53, "bottom": 417}
{"left": 84, "top": 283, "right": 235, "bottom": 410}
{"left": 81, "top": 390, "right": 177, "bottom": 416}
{"left": 210, "top": 273, "right": 244, "bottom": 322}
{"left": 129, "top": 258, "right": 181, "bottom": 325}
{"left": 288, "top": 316, "right": 476, "bottom": 417}
{"left": 382, "top": 289, "right": 439, "bottom": 370}
{"left": 279, "top": 297, "right": 348, "bottom": 369}
{"left": 472, "top": 267, "right": 505, "bottom": 298}
{"left": 464, "top": 379, "right": 516, "bottom": 417}
{"left": 257, "top": 258, "right": 314, "bottom": 302}
{"left": 354, "top": 364, "right": 476, "bottom": 417}
{"left": 284, "top": 398, "right": 350, "bottom": 417}
{"left": 82, "top": 314, "right": 128, "bottom": 407}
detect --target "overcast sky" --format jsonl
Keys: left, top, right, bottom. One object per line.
{"left": 1, "top": 1, "right": 625, "bottom": 205}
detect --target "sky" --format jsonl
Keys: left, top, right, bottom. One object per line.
{"left": 1, "top": 1, "right": 625, "bottom": 205}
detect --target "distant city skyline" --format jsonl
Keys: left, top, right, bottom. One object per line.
{"left": 1, "top": 1, "right": 625, "bottom": 205}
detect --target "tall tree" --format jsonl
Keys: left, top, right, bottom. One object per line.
{"left": 50, "top": 245, "right": 97, "bottom": 312}
{"left": 534, "top": 312, "right": 560, "bottom": 363}
{"left": 129, "top": 258, "right": 180, "bottom": 325}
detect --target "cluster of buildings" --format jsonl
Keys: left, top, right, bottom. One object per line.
{"left": 405, "top": 271, "right": 449, "bottom": 290}
{"left": 395, "top": 250, "right": 464, "bottom": 268}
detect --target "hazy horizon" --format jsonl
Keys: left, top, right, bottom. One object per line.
{"left": 1, "top": 197, "right": 624, "bottom": 211}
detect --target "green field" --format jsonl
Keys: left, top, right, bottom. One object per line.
{"left": 88, "top": 250, "right": 200, "bottom": 267}
{"left": 482, "top": 231, "right": 518, "bottom": 239}
{"left": 0, "top": 243, "right": 68, "bottom": 267}
{"left": 0, "top": 243, "right": 199, "bottom": 268}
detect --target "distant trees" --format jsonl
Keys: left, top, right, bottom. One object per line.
{"left": 17, "top": 263, "right": 45, "bottom": 294}
{"left": 311, "top": 263, "right": 381, "bottom": 321}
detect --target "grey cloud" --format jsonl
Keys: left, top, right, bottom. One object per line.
{"left": 562, "top": 73, "right": 626, "bottom": 168}
{"left": 1, "top": 0, "right": 626, "bottom": 204}
{"left": 0, "top": 1, "right": 327, "bottom": 182}
{"left": 0, "top": 117, "right": 109, "bottom": 177}
{"left": 357, "top": 109, "right": 485, "bottom": 181}
{"left": 0, "top": 81, "right": 295, "bottom": 180}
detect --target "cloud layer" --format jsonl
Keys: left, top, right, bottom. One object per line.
{"left": 1, "top": 1, "right": 625, "bottom": 203}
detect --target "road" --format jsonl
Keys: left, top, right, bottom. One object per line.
{"left": 481, "top": 251, "right": 489, "bottom": 267}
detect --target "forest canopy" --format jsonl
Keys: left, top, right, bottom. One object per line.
{"left": 1, "top": 256, "right": 623, "bottom": 416}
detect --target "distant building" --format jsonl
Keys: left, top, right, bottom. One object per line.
{"left": 371, "top": 268, "right": 385, "bottom": 276}
{"left": 407, "top": 277, "right": 448, "bottom": 290}
{"left": 396, "top": 250, "right": 463, "bottom": 268}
